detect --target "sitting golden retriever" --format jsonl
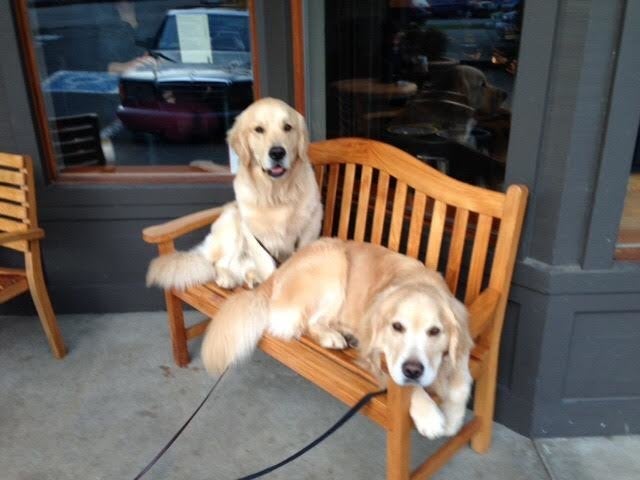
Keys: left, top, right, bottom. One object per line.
{"left": 201, "top": 238, "right": 473, "bottom": 439}
{"left": 146, "top": 98, "right": 323, "bottom": 290}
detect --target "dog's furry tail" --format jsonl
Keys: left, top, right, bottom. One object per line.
{"left": 201, "top": 289, "right": 269, "bottom": 375}
{"left": 146, "top": 250, "right": 216, "bottom": 290}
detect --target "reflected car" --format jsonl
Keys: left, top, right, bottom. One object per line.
{"left": 117, "top": 8, "right": 253, "bottom": 141}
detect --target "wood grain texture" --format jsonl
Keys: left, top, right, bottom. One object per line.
{"left": 338, "top": 163, "right": 356, "bottom": 239}
{"left": 472, "top": 184, "right": 528, "bottom": 453}
{"left": 445, "top": 208, "right": 470, "bottom": 295}
{"left": 0, "top": 152, "right": 25, "bottom": 169}
{"left": 11, "top": 1, "right": 58, "bottom": 181}
{"left": 0, "top": 201, "right": 28, "bottom": 220}
{"left": 465, "top": 214, "right": 493, "bottom": 304}
{"left": 0, "top": 168, "right": 27, "bottom": 186}
{"left": 309, "top": 139, "right": 506, "bottom": 217}
{"left": 407, "top": 191, "right": 427, "bottom": 258}
{"left": 372, "top": 171, "right": 390, "bottom": 244}
{"left": 158, "top": 241, "right": 190, "bottom": 367}
{"left": 290, "top": 0, "right": 306, "bottom": 115}
{"left": 386, "top": 380, "right": 412, "bottom": 480}
{"left": 0, "top": 185, "right": 27, "bottom": 203}
{"left": 388, "top": 181, "right": 408, "bottom": 251}
{"left": 0, "top": 273, "right": 29, "bottom": 303}
{"left": 425, "top": 200, "right": 447, "bottom": 270}
{"left": 142, "top": 207, "right": 224, "bottom": 244}
{"left": 323, "top": 164, "right": 340, "bottom": 235}
{"left": 354, "top": 165, "right": 373, "bottom": 241}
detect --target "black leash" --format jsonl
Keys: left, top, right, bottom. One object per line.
{"left": 236, "top": 388, "right": 387, "bottom": 480}
{"left": 133, "top": 372, "right": 386, "bottom": 480}
{"left": 252, "top": 234, "right": 281, "bottom": 267}
{"left": 133, "top": 369, "right": 228, "bottom": 480}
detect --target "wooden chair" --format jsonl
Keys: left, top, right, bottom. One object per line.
{"left": 0, "top": 153, "right": 66, "bottom": 359}
{"left": 143, "top": 138, "right": 527, "bottom": 478}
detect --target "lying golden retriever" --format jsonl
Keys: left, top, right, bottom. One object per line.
{"left": 146, "top": 98, "right": 323, "bottom": 290}
{"left": 202, "top": 238, "right": 473, "bottom": 439}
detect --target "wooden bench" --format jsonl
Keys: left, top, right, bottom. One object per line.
{"left": 143, "top": 138, "right": 527, "bottom": 479}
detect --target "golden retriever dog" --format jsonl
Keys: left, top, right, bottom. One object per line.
{"left": 450, "top": 65, "right": 507, "bottom": 115}
{"left": 146, "top": 98, "right": 323, "bottom": 290}
{"left": 201, "top": 238, "right": 473, "bottom": 439}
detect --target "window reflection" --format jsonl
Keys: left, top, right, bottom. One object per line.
{"left": 326, "top": 0, "right": 524, "bottom": 189}
{"left": 28, "top": 1, "right": 253, "bottom": 174}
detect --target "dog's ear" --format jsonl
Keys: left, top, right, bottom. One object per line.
{"left": 295, "top": 110, "right": 310, "bottom": 162}
{"left": 440, "top": 295, "right": 473, "bottom": 369}
{"left": 227, "top": 113, "right": 251, "bottom": 167}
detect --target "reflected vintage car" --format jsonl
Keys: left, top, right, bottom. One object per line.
{"left": 117, "top": 8, "right": 253, "bottom": 141}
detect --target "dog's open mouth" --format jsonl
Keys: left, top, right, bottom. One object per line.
{"left": 266, "top": 165, "right": 287, "bottom": 178}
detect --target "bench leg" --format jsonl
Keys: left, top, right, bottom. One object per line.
{"left": 165, "top": 290, "right": 190, "bottom": 367}
{"left": 470, "top": 341, "right": 498, "bottom": 453}
{"left": 386, "top": 380, "right": 412, "bottom": 480}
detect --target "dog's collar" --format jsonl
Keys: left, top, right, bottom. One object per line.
{"left": 252, "top": 234, "right": 281, "bottom": 267}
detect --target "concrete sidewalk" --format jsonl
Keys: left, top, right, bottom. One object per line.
{"left": 1, "top": 312, "right": 638, "bottom": 479}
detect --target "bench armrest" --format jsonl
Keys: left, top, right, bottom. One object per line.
{"left": 468, "top": 288, "right": 501, "bottom": 339}
{"left": 142, "top": 206, "right": 225, "bottom": 244}
{"left": 0, "top": 228, "right": 44, "bottom": 244}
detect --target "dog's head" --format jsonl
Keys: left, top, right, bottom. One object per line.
{"left": 227, "top": 97, "right": 309, "bottom": 179}
{"left": 454, "top": 65, "right": 507, "bottom": 115}
{"left": 361, "top": 283, "right": 472, "bottom": 387}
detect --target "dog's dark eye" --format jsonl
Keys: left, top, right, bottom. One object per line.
{"left": 427, "top": 326, "right": 441, "bottom": 337}
{"left": 254, "top": 126, "right": 264, "bottom": 134}
{"left": 392, "top": 322, "right": 405, "bottom": 333}
{"left": 283, "top": 123, "right": 292, "bottom": 132}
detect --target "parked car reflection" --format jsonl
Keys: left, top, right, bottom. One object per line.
{"left": 117, "top": 8, "right": 253, "bottom": 141}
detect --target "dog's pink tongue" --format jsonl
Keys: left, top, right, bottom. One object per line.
{"left": 271, "top": 166, "right": 285, "bottom": 175}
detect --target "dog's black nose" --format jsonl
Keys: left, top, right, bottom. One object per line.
{"left": 269, "top": 146, "right": 286, "bottom": 161}
{"left": 402, "top": 360, "right": 424, "bottom": 380}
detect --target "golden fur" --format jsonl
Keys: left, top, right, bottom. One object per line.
{"left": 201, "top": 238, "right": 473, "bottom": 439}
{"left": 452, "top": 65, "right": 507, "bottom": 115}
{"left": 146, "top": 98, "right": 322, "bottom": 290}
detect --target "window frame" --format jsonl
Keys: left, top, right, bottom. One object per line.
{"left": 12, "top": 0, "right": 261, "bottom": 185}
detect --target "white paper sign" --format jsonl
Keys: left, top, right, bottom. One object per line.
{"left": 228, "top": 145, "right": 239, "bottom": 174}
{"left": 176, "top": 14, "right": 212, "bottom": 63}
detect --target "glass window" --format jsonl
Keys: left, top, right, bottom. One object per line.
{"left": 317, "top": 0, "right": 525, "bottom": 190}
{"left": 616, "top": 130, "right": 640, "bottom": 261}
{"left": 23, "top": 0, "right": 254, "bottom": 181}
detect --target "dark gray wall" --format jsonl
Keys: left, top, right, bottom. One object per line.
{"left": 495, "top": 0, "right": 640, "bottom": 437}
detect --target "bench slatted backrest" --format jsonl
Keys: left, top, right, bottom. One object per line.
{"left": 308, "top": 138, "right": 527, "bottom": 316}
{"left": 0, "top": 153, "right": 38, "bottom": 252}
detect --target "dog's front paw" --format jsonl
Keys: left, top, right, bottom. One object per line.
{"left": 411, "top": 391, "right": 446, "bottom": 439}
{"left": 215, "top": 268, "right": 240, "bottom": 289}
{"left": 317, "top": 330, "right": 348, "bottom": 349}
